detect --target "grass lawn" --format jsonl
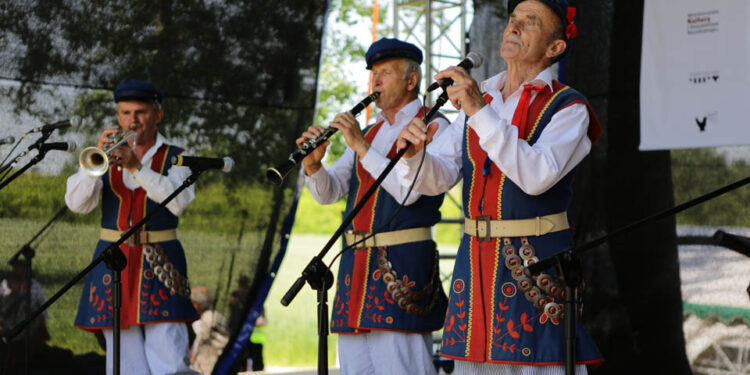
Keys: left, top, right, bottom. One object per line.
{"left": 0, "top": 186, "right": 462, "bottom": 367}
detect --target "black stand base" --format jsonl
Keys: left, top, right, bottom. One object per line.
{"left": 1, "top": 170, "right": 205, "bottom": 375}
{"left": 281, "top": 91, "right": 451, "bottom": 375}
{"left": 102, "top": 246, "right": 127, "bottom": 375}
{"left": 558, "top": 251, "right": 582, "bottom": 375}
{"left": 307, "top": 257, "right": 334, "bottom": 375}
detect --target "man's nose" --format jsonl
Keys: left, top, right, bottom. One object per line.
{"left": 507, "top": 19, "right": 522, "bottom": 33}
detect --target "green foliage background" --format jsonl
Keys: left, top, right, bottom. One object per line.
{"left": 671, "top": 149, "right": 750, "bottom": 226}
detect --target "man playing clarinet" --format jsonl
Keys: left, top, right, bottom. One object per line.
{"left": 297, "top": 38, "right": 450, "bottom": 374}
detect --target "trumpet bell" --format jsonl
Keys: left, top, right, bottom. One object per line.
{"left": 78, "top": 129, "right": 138, "bottom": 176}
{"left": 79, "top": 146, "right": 110, "bottom": 176}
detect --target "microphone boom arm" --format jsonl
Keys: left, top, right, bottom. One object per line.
{"left": 0, "top": 137, "right": 57, "bottom": 191}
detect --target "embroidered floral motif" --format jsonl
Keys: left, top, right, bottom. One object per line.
{"left": 492, "top": 297, "right": 543, "bottom": 352}
{"left": 442, "top": 290, "right": 467, "bottom": 347}
{"left": 331, "top": 275, "right": 352, "bottom": 329}
{"left": 88, "top": 279, "right": 113, "bottom": 324}
{"left": 362, "top": 283, "right": 388, "bottom": 324}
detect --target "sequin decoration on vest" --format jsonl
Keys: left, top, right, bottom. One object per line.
{"left": 74, "top": 143, "right": 199, "bottom": 331}
{"left": 331, "top": 109, "right": 449, "bottom": 335}
{"left": 440, "top": 81, "right": 604, "bottom": 365}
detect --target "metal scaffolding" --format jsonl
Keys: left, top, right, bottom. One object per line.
{"left": 393, "top": 0, "right": 470, "bottom": 106}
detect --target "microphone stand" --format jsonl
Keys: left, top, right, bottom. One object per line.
{"left": 280, "top": 92, "right": 451, "bottom": 375}
{"left": 5, "top": 205, "right": 67, "bottom": 375}
{"left": 525, "top": 175, "right": 750, "bottom": 375}
{"left": 0, "top": 131, "right": 54, "bottom": 191}
{"left": 1, "top": 168, "right": 206, "bottom": 375}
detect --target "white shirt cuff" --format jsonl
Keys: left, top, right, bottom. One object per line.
{"left": 467, "top": 104, "right": 509, "bottom": 141}
{"left": 359, "top": 147, "right": 390, "bottom": 178}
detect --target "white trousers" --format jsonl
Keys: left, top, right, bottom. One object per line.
{"left": 338, "top": 330, "right": 436, "bottom": 375}
{"left": 103, "top": 322, "right": 198, "bottom": 375}
{"left": 453, "top": 361, "right": 588, "bottom": 375}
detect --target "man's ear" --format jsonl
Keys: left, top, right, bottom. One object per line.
{"left": 546, "top": 39, "right": 567, "bottom": 60}
{"left": 408, "top": 72, "right": 419, "bottom": 91}
{"left": 155, "top": 109, "right": 164, "bottom": 125}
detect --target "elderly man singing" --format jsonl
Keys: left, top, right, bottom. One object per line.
{"left": 397, "top": 0, "right": 604, "bottom": 373}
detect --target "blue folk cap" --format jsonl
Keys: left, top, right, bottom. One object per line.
{"left": 509, "top": 0, "right": 566, "bottom": 33}
{"left": 365, "top": 38, "right": 423, "bottom": 69}
{"left": 508, "top": 0, "right": 577, "bottom": 60}
{"left": 113, "top": 80, "right": 163, "bottom": 103}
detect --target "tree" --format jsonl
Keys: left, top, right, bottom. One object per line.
{"left": 316, "top": 0, "right": 385, "bottom": 162}
{"left": 0, "top": 0, "right": 327, "bottom": 186}
{"left": 0, "top": 5, "right": 330, "bottom": 370}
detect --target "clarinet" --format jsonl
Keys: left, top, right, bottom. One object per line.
{"left": 266, "top": 91, "right": 380, "bottom": 185}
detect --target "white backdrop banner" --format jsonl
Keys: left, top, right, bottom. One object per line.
{"left": 640, "top": 0, "right": 750, "bottom": 150}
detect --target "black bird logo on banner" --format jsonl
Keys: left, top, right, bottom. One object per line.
{"left": 696, "top": 117, "right": 707, "bottom": 132}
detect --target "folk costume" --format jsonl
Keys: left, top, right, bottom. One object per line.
{"left": 65, "top": 79, "right": 198, "bottom": 375}
{"left": 68, "top": 137, "right": 197, "bottom": 330}
{"left": 396, "top": 65, "right": 604, "bottom": 373}
{"left": 306, "top": 97, "right": 450, "bottom": 374}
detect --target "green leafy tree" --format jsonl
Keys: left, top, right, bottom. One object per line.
{"left": 672, "top": 148, "right": 750, "bottom": 226}
{"left": 0, "top": 0, "right": 327, "bottom": 188}
{"left": 315, "top": 0, "right": 388, "bottom": 163}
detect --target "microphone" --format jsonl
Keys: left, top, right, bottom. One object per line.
{"left": 172, "top": 155, "right": 234, "bottom": 173}
{"left": 0, "top": 136, "right": 15, "bottom": 145}
{"left": 38, "top": 140, "right": 77, "bottom": 153}
{"left": 26, "top": 116, "right": 82, "bottom": 134}
{"left": 426, "top": 52, "right": 484, "bottom": 92}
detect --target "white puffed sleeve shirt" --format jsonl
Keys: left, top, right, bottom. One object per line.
{"left": 65, "top": 133, "right": 195, "bottom": 218}
{"left": 305, "top": 98, "right": 451, "bottom": 206}
{"left": 396, "top": 66, "right": 592, "bottom": 197}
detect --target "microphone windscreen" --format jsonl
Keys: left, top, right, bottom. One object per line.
{"left": 222, "top": 157, "right": 235, "bottom": 173}
{"left": 65, "top": 140, "right": 77, "bottom": 153}
{"left": 466, "top": 52, "right": 484, "bottom": 69}
{"left": 69, "top": 116, "right": 82, "bottom": 128}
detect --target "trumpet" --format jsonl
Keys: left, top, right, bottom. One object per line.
{"left": 79, "top": 126, "right": 138, "bottom": 176}
{"left": 266, "top": 92, "right": 380, "bottom": 185}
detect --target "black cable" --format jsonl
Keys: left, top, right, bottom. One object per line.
{"left": 0, "top": 133, "right": 48, "bottom": 184}
{"left": 327, "top": 94, "right": 433, "bottom": 269}
{"left": 0, "top": 136, "right": 24, "bottom": 167}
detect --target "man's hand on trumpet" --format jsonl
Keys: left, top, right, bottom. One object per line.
{"left": 96, "top": 126, "right": 121, "bottom": 149}
{"left": 109, "top": 145, "right": 141, "bottom": 173}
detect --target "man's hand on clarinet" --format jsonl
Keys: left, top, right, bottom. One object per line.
{"left": 329, "top": 112, "right": 369, "bottom": 157}
{"left": 295, "top": 125, "right": 328, "bottom": 176}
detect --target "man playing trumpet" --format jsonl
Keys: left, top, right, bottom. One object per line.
{"left": 298, "top": 38, "right": 450, "bottom": 374}
{"left": 65, "top": 80, "right": 198, "bottom": 375}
